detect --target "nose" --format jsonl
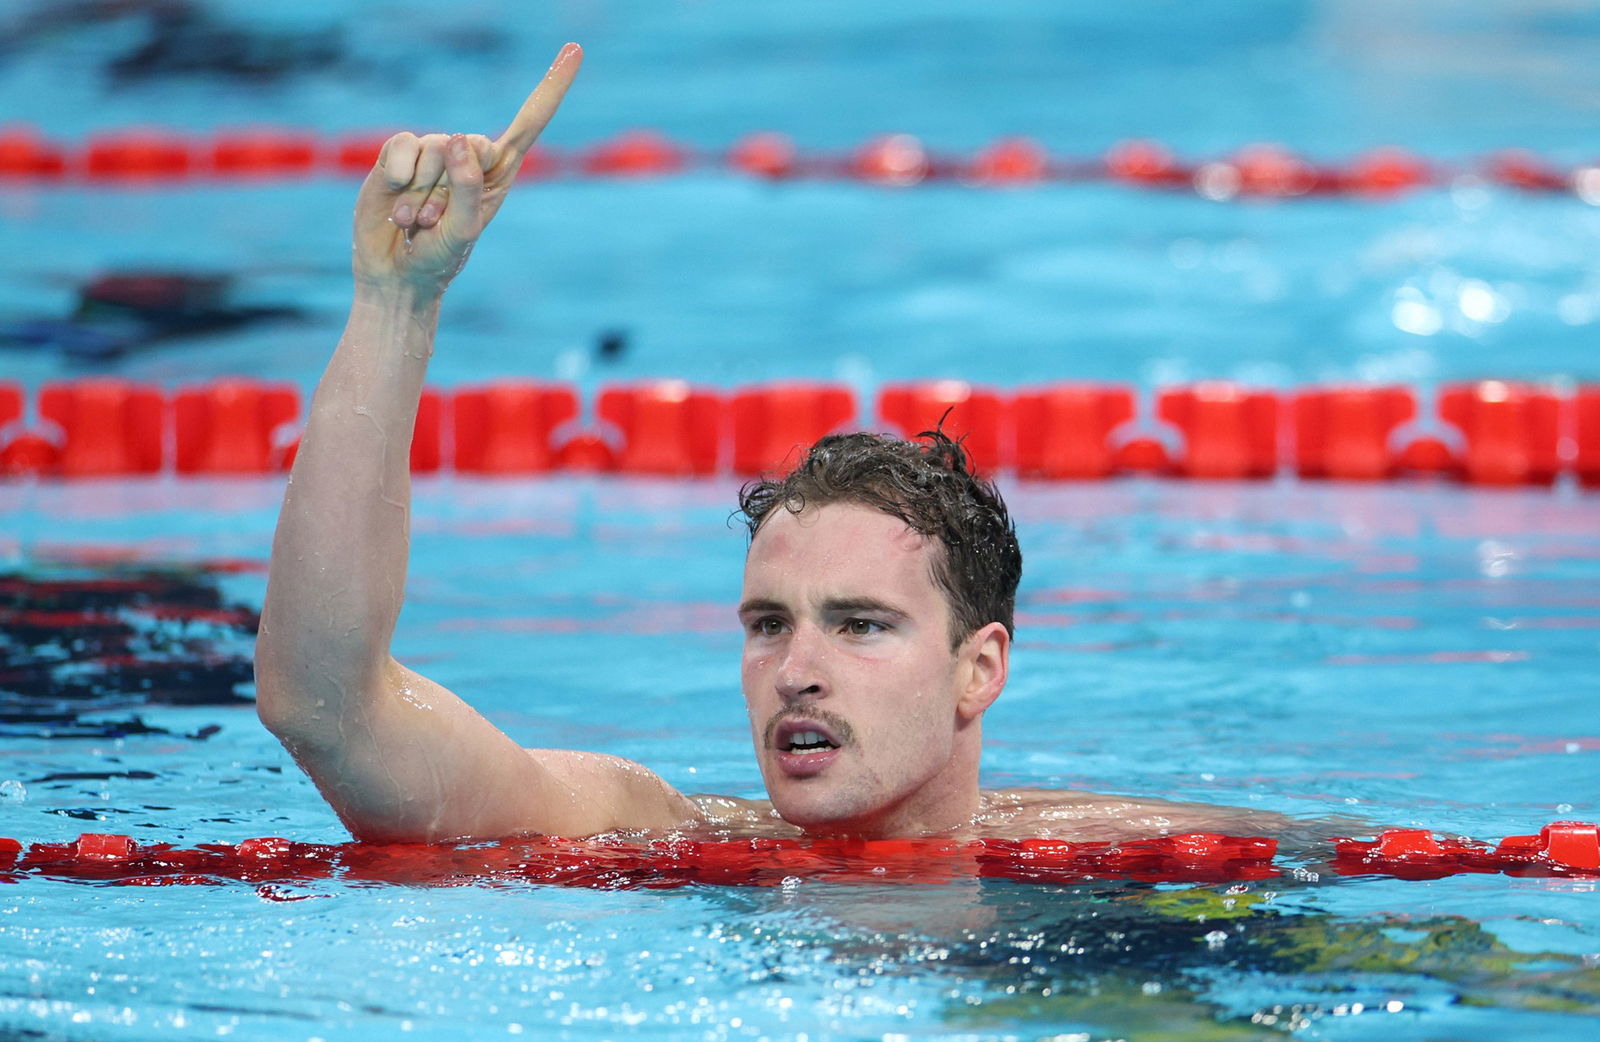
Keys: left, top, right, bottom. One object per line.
{"left": 774, "top": 622, "right": 827, "bottom": 703}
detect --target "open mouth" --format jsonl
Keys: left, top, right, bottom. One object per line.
{"left": 783, "top": 729, "right": 839, "bottom": 754}
{"left": 767, "top": 715, "right": 851, "bottom": 769}
{"left": 764, "top": 712, "right": 854, "bottom": 777}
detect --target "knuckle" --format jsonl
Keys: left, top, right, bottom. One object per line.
{"left": 384, "top": 131, "right": 418, "bottom": 151}
{"left": 381, "top": 135, "right": 420, "bottom": 187}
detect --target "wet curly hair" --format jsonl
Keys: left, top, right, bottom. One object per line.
{"left": 737, "top": 429, "right": 1022, "bottom": 648}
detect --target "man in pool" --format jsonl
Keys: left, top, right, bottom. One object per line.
{"left": 255, "top": 45, "right": 1288, "bottom": 845}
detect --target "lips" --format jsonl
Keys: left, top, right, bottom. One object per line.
{"left": 775, "top": 718, "right": 841, "bottom": 752}
{"left": 766, "top": 712, "right": 852, "bottom": 779}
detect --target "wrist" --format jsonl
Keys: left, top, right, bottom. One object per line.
{"left": 351, "top": 279, "right": 445, "bottom": 318}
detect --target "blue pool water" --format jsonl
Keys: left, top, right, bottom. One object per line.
{"left": 3, "top": 0, "right": 1600, "bottom": 1039}
{"left": 3, "top": 476, "right": 1598, "bottom": 1039}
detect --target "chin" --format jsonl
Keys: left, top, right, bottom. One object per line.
{"left": 767, "top": 783, "right": 869, "bottom": 833}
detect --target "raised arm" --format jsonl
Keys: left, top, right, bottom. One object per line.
{"left": 254, "top": 45, "right": 700, "bottom": 843}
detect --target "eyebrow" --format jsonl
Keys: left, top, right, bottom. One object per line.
{"left": 736, "top": 596, "right": 910, "bottom": 620}
{"left": 820, "top": 597, "right": 909, "bottom": 620}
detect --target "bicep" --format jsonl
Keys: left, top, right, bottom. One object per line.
{"left": 278, "top": 660, "right": 698, "bottom": 842}
{"left": 525, "top": 748, "right": 705, "bottom": 837}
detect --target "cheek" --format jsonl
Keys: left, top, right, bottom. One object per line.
{"left": 740, "top": 651, "right": 773, "bottom": 709}
{"left": 860, "top": 656, "right": 950, "bottom": 725}
{"left": 740, "top": 646, "right": 767, "bottom": 681}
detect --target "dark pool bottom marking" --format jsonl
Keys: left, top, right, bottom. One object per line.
{"left": 2, "top": 823, "right": 1595, "bottom": 892}
{"left": 1, "top": 562, "right": 258, "bottom": 740}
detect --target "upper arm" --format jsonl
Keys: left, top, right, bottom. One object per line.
{"left": 264, "top": 659, "right": 702, "bottom": 843}
{"left": 523, "top": 748, "right": 706, "bottom": 837}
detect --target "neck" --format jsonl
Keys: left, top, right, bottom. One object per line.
{"left": 798, "top": 728, "right": 985, "bottom": 840}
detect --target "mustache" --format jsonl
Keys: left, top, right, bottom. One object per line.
{"left": 762, "top": 705, "right": 856, "bottom": 749}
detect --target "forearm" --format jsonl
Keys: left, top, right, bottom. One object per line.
{"left": 255, "top": 283, "right": 441, "bottom": 739}
{"left": 249, "top": 50, "right": 600, "bottom": 841}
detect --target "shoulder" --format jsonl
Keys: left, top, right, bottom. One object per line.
{"left": 977, "top": 788, "right": 1293, "bottom": 841}
{"left": 524, "top": 748, "right": 704, "bottom": 834}
{"left": 686, "top": 794, "right": 801, "bottom": 837}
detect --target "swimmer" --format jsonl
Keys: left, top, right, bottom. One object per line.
{"left": 254, "top": 44, "right": 1293, "bottom": 845}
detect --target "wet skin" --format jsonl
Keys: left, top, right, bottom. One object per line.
{"left": 260, "top": 49, "right": 1304, "bottom": 847}
{"left": 736, "top": 502, "right": 1009, "bottom": 838}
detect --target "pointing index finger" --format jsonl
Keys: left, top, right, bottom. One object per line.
{"left": 495, "top": 42, "right": 584, "bottom": 159}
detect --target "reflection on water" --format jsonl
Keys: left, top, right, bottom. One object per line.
{"left": 15, "top": 870, "right": 1584, "bottom": 1039}
{"left": 709, "top": 876, "right": 1600, "bottom": 1038}
{"left": 0, "top": 558, "right": 257, "bottom": 740}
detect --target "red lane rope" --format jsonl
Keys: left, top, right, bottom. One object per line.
{"left": 3, "top": 377, "right": 1598, "bottom": 486}
{"left": 3, "top": 822, "right": 1595, "bottom": 892}
{"left": 3, "top": 125, "right": 1599, "bottom": 199}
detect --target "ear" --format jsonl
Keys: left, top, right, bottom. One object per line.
{"left": 955, "top": 621, "right": 1009, "bottom": 723}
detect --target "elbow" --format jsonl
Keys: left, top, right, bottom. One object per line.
{"left": 252, "top": 631, "right": 294, "bottom": 732}
{"left": 252, "top": 636, "right": 331, "bottom": 747}
{"left": 253, "top": 634, "right": 386, "bottom": 750}
{"left": 252, "top": 654, "right": 306, "bottom": 745}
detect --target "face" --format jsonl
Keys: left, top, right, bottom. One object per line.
{"left": 738, "top": 501, "right": 1004, "bottom": 836}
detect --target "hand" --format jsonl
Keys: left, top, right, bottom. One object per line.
{"left": 351, "top": 42, "right": 583, "bottom": 293}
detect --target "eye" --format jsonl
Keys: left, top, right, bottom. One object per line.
{"left": 843, "top": 618, "right": 883, "bottom": 637}
{"left": 750, "top": 616, "right": 786, "bottom": 637}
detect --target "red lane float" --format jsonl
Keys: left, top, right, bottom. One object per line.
{"left": 597, "top": 382, "right": 722, "bottom": 475}
{"left": 731, "top": 382, "right": 856, "bottom": 475}
{"left": 1333, "top": 821, "right": 1600, "bottom": 880}
{"left": 1158, "top": 382, "right": 1280, "bottom": 479}
{"left": 4, "top": 823, "right": 1595, "bottom": 891}
{"left": 1437, "top": 381, "right": 1564, "bottom": 486}
{"left": 209, "top": 129, "right": 316, "bottom": 178}
{"left": 1485, "top": 150, "right": 1571, "bottom": 193}
{"left": 0, "top": 383, "right": 22, "bottom": 436}
{"left": 1578, "top": 386, "right": 1600, "bottom": 488}
{"left": 728, "top": 132, "right": 799, "bottom": 180}
{"left": 0, "top": 126, "right": 68, "bottom": 179}
{"left": 1341, "top": 147, "right": 1433, "bottom": 195}
{"left": 879, "top": 381, "right": 1005, "bottom": 473}
{"left": 0, "top": 832, "right": 1278, "bottom": 890}
{"left": 966, "top": 137, "right": 1050, "bottom": 185}
{"left": 410, "top": 388, "right": 444, "bottom": 474}
{"left": 0, "top": 383, "right": 51, "bottom": 475}
{"left": 9, "top": 124, "right": 1600, "bottom": 200}
{"left": 332, "top": 133, "right": 393, "bottom": 176}
{"left": 453, "top": 382, "right": 578, "bottom": 474}
{"left": 173, "top": 380, "right": 299, "bottom": 474}
{"left": 0, "top": 379, "right": 1596, "bottom": 485}
{"left": 853, "top": 134, "right": 933, "bottom": 187}
{"left": 581, "top": 130, "right": 688, "bottom": 177}
{"left": 84, "top": 130, "right": 195, "bottom": 180}
{"left": 38, "top": 379, "right": 165, "bottom": 477}
{"left": 1292, "top": 386, "right": 1416, "bottom": 481}
{"left": 1012, "top": 383, "right": 1135, "bottom": 480}
{"left": 1204, "top": 144, "right": 1325, "bottom": 199}
{"left": 1105, "top": 139, "right": 1191, "bottom": 188}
